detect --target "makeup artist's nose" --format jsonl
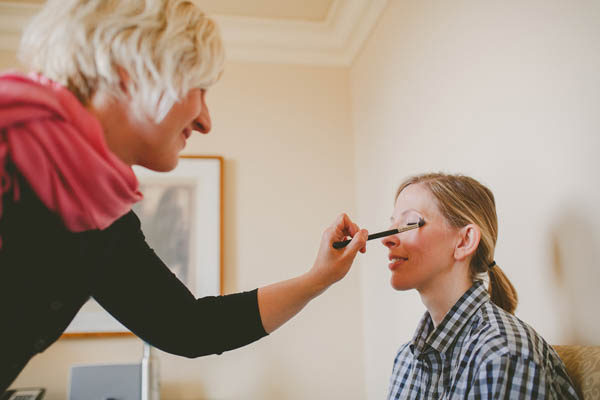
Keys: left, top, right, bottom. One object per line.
{"left": 194, "top": 90, "right": 211, "bottom": 133}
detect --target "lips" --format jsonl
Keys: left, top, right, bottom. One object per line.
{"left": 388, "top": 254, "right": 408, "bottom": 271}
{"left": 182, "top": 127, "right": 192, "bottom": 139}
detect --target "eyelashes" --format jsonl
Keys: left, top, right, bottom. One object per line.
{"left": 390, "top": 213, "right": 424, "bottom": 229}
{"left": 397, "top": 219, "right": 421, "bottom": 228}
{"left": 394, "top": 217, "right": 425, "bottom": 231}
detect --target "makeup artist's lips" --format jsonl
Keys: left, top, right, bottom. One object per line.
{"left": 388, "top": 255, "right": 408, "bottom": 271}
{"left": 182, "top": 128, "right": 192, "bottom": 139}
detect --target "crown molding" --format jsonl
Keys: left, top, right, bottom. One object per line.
{"left": 214, "top": 0, "right": 388, "bottom": 66}
{"left": 0, "top": 0, "right": 388, "bottom": 66}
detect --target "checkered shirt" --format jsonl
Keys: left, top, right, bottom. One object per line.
{"left": 387, "top": 281, "right": 580, "bottom": 399}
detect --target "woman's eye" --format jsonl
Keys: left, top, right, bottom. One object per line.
{"left": 399, "top": 215, "right": 419, "bottom": 226}
{"left": 391, "top": 212, "right": 421, "bottom": 229}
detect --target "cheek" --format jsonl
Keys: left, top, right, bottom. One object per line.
{"left": 402, "top": 231, "right": 426, "bottom": 255}
{"left": 405, "top": 230, "right": 451, "bottom": 269}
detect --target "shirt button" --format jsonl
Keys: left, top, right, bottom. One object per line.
{"left": 34, "top": 338, "right": 46, "bottom": 352}
{"left": 50, "top": 300, "right": 63, "bottom": 311}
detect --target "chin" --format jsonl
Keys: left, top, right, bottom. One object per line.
{"left": 139, "top": 156, "right": 179, "bottom": 172}
{"left": 390, "top": 276, "right": 418, "bottom": 291}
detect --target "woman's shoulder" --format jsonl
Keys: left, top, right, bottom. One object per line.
{"left": 467, "top": 301, "right": 559, "bottom": 367}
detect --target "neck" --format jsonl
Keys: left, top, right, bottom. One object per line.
{"left": 418, "top": 263, "right": 472, "bottom": 327}
{"left": 87, "top": 92, "right": 137, "bottom": 166}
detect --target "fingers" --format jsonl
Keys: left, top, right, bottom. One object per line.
{"left": 333, "top": 213, "right": 359, "bottom": 239}
{"left": 327, "top": 213, "right": 368, "bottom": 254}
{"left": 347, "top": 229, "right": 368, "bottom": 254}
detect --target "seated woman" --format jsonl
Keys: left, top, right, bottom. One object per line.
{"left": 382, "top": 173, "right": 579, "bottom": 399}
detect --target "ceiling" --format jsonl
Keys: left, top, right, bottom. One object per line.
{"left": 4, "top": 0, "right": 336, "bottom": 21}
{"left": 0, "top": 0, "right": 388, "bottom": 66}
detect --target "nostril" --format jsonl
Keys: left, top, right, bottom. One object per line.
{"left": 382, "top": 237, "right": 398, "bottom": 248}
{"left": 194, "top": 121, "right": 205, "bottom": 132}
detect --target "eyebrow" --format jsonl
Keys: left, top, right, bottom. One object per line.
{"left": 389, "top": 209, "right": 421, "bottom": 223}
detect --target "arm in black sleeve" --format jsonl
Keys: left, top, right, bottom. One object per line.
{"left": 89, "top": 211, "right": 268, "bottom": 358}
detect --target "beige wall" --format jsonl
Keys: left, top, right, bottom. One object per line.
{"left": 7, "top": 61, "right": 366, "bottom": 399}
{"left": 350, "top": 0, "right": 600, "bottom": 398}
{"left": 0, "top": 50, "right": 20, "bottom": 71}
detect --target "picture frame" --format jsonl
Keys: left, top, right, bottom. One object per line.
{"left": 62, "top": 156, "right": 223, "bottom": 338}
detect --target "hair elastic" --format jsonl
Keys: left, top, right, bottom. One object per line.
{"left": 488, "top": 261, "right": 496, "bottom": 269}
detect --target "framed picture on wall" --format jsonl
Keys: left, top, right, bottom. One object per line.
{"left": 62, "top": 156, "right": 223, "bottom": 337}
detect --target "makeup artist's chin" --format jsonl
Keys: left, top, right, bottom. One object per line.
{"left": 140, "top": 152, "right": 181, "bottom": 172}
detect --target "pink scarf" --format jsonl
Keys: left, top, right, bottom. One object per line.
{"left": 0, "top": 72, "right": 142, "bottom": 237}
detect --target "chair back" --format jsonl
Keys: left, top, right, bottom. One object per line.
{"left": 553, "top": 345, "right": 600, "bottom": 399}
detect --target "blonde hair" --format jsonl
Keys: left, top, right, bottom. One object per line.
{"left": 396, "top": 173, "right": 518, "bottom": 314}
{"left": 18, "top": 0, "right": 224, "bottom": 123}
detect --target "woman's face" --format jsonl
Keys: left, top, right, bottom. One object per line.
{"left": 382, "top": 183, "right": 460, "bottom": 291}
{"left": 134, "top": 88, "right": 211, "bottom": 171}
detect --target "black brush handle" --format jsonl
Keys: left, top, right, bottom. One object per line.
{"left": 332, "top": 219, "right": 424, "bottom": 249}
{"left": 332, "top": 240, "right": 351, "bottom": 249}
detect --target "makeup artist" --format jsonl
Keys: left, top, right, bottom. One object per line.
{"left": 0, "top": 0, "right": 368, "bottom": 392}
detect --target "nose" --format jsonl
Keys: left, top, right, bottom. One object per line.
{"left": 381, "top": 233, "right": 399, "bottom": 249}
{"left": 194, "top": 90, "right": 211, "bottom": 133}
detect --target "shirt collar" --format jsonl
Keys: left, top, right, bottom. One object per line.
{"left": 409, "top": 280, "right": 490, "bottom": 357}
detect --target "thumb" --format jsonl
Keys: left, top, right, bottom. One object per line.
{"left": 345, "top": 229, "right": 368, "bottom": 254}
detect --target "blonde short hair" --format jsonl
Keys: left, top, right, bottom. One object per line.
{"left": 19, "top": 0, "right": 225, "bottom": 122}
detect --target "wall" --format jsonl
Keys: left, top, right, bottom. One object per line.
{"left": 6, "top": 60, "right": 366, "bottom": 399}
{"left": 350, "top": 0, "right": 600, "bottom": 398}
{"left": 0, "top": 50, "right": 19, "bottom": 70}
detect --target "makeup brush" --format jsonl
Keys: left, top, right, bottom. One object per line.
{"left": 332, "top": 217, "right": 426, "bottom": 249}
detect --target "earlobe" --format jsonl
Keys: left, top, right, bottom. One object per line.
{"left": 454, "top": 224, "right": 481, "bottom": 261}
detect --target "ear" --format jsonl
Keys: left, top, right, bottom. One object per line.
{"left": 116, "top": 66, "right": 131, "bottom": 96}
{"left": 453, "top": 224, "right": 481, "bottom": 262}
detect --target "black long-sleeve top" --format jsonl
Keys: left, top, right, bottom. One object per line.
{"left": 0, "top": 172, "right": 268, "bottom": 392}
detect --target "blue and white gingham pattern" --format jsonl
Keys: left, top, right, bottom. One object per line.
{"left": 387, "top": 281, "right": 580, "bottom": 399}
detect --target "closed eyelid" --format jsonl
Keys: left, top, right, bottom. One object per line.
{"left": 389, "top": 218, "right": 421, "bottom": 230}
{"left": 390, "top": 210, "right": 421, "bottom": 224}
